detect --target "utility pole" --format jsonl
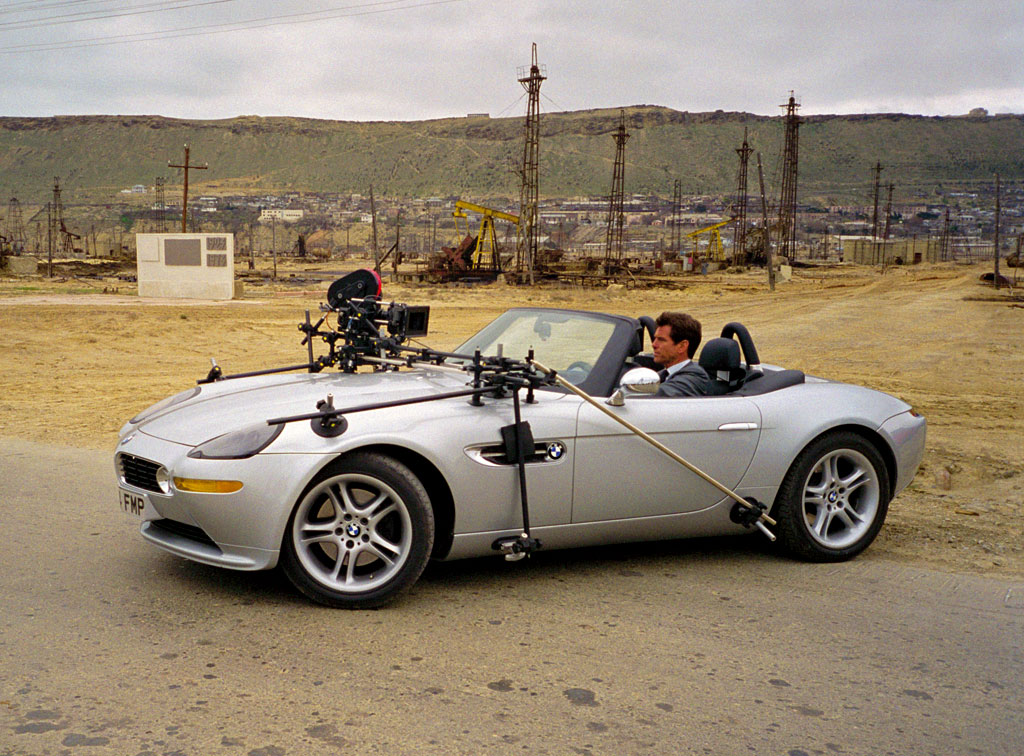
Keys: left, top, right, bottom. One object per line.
{"left": 369, "top": 185, "right": 381, "bottom": 274}
{"left": 733, "top": 127, "right": 753, "bottom": 265}
{"left": 604, "top": 109, "right": 630, "bottom": 262}
{"left": 168, "top": 144, "right": 207, "bottom": 234}
{"left": 393, "top": 210, "right": 402, "bottom": 277}
{"left": 46, "top": 201, "right": 53, "bottom": 278}
{"left": 516, "top": 42, "right": 545, "bottom": 284}
{"left": 271, "top": 214, "right": 277, "bottom": 279}
{"left": 994, "top": 174, "right": 1001, "bottom": 289}
{"left": 757, "top": 153, "right": 775, "bottom": 292}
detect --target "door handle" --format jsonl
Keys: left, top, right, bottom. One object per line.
{"left": 718, "top": 422, "right": 759, "bottom": 431}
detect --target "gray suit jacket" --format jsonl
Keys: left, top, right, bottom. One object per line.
{"left": 656, "top": 361, "right": 709, "bottom": 397}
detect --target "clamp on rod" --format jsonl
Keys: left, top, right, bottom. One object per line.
{"left": 529, "top": 358, "right": 776, "bottom": 539}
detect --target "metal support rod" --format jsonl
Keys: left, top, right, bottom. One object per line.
{"left": 512, "top": 387, "right": 532, "bottom": 536}
{"left": 266, "top": 385, "right": 496, "bottom": 426}
{"left": 529, "top": 359, "right": 776, "bottom": 531}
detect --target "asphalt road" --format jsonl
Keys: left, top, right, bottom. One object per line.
{"left": 2, "top": 438, "right": 1022, "bottom": 756}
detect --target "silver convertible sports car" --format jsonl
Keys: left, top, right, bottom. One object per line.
{"left": 116, "top": 272, "right": 926, "bottom": 608}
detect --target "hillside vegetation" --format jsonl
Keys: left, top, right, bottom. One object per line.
{"left": 2, "top": 107, "right": 1022, "bottom": 202}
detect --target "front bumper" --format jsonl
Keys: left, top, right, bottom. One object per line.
{"left": 116, "top": 430, "right": 325, "bottom": 572}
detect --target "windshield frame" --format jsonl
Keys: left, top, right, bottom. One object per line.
{"left": 450, "top": 307, "right": 641, "bottom": 397}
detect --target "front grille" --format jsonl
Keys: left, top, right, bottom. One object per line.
{"left": 149, "top": 518, "right": 220, "bottom": 550}
{"left": 118, "top": 453, "right": 161, "bottom": 492}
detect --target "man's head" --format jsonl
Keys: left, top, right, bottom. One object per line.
{"left": 652, "top": 311, "right": 702, "bottom": 367}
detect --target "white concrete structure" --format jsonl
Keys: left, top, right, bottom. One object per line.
{"left": 136, "top": 233, "right": 236, "bottom": 300}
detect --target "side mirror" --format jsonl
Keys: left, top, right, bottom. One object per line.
{"left": 606, "top": 367, "right": 661, "bottom": 406}
{"left": 622, "top": 367, "right": 661, "bottom": 393}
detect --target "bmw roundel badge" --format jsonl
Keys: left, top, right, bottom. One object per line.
{"left": 546, "top": 441, "right": 566, "bottom": 460}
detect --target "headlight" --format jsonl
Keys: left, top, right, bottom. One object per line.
{"left": 188, "top": 423, "right": 283, "bottom": 460}
{"left": 155, "top": 466, "right": 171, "bottom": 494}
{"left": 129, "top": 387, "right": 201, "bottom": 424}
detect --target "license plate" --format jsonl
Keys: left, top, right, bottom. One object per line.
{"left": 118, "top": 486, "right": 149, "bottom": 520}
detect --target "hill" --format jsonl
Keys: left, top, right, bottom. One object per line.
{"left": 2, "top": 107, "right": 1022, "bottom": 203}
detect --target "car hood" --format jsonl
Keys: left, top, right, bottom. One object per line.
{"left": 135, "top": 368, "right": 476, "bottom": 446}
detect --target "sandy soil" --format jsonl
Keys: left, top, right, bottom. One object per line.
{"left": 2, "top": 260, "right": 1022, "bottom": 578}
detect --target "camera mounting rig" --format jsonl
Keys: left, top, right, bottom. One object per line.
{"left": 199, "top": 270, "right": 554, "bottom": 559}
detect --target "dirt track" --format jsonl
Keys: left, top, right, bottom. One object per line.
{"left": 2, "top": 261, "right": 1022, "bottom": 577}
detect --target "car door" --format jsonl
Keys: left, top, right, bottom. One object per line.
{"left": 571, "top": 395, "right": 761, "bottom": 523}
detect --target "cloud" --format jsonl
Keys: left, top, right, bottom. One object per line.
{"left": 0, "top": 0, "right": 1021, "bottom": 119}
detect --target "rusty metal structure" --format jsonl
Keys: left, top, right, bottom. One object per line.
{"left": 604, "top": 110, "right": 630, "bottom": 261}
{"left": 669, "top": 179, "right": 682, "bottom": 260}
{"left": 5, "top": 197, "right": 27, "bottom": 253}
{"left": 732, "top": 127, "right": 753, "bottom": 264}
{"left": 154, "top": 176, "right": 167, "bottom": 231}
{"left": 515, "top": 43, "right": 545, "bottom": 284}
{"left": 168, "top": 143, "right": 207, "bottom": 234}
{"left": 50, "top": 177, "right": 80, "bottom": 257}
{"left": 776, "top": 94, "right": 800, "bottom": 261}
{"left": 883, "top": 183, "right": 894, "bottom": 240}
{"left": 871, "top": 161, "right": 883, "bottom": 240}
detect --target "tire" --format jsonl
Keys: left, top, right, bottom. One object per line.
{"left": 281, "top": 453, "right": 434, "bottom": 608}
{"left": 772, "top": 431, "right": 891, "bottom": 562}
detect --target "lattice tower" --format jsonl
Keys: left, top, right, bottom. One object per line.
{"left": 52, "top": 177, "right": 77, "bottom": 256}
{"left": 670, "top": 179, "right": 682, "bottom": 260}
{"left": 777, "top": 94, "right": 800, "bottom": 261}
{"left": 515, "top": 43, "right": 545, "bottom": 284}
{"left": 871, "top": 161, "right": 883, "bottom": 240}
{"left": 6, "top": 197, "right": 27, "bottom": 252}
{"left": 154, "top": 176, "right": 166, "bottom": 231}
{"left": 732, "top": 127, "right": 753, "bottom": 264}
{"left": 604, "top": 110, "right": 630, "bottom": 260}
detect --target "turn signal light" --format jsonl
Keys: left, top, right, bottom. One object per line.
{"left": 172, "top": 477, "right": 243, "bottom": 494}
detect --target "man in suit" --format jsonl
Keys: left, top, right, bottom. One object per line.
{"left": 652, "top": 311, "right": 709, "bottom": 397}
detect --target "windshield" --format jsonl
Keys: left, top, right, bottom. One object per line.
{"left": 451, "top": 309, "right": 617, "bottom": 386}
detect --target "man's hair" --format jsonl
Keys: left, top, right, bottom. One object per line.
{"left": 655, "top": 311, "right": 702, "bottom": 358}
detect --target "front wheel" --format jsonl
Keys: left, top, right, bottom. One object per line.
{"left": 281, "top": 453, "right": 434, "bottom": 608}
{"left": 772, "top": 431, "right": 891, "bottom": 561}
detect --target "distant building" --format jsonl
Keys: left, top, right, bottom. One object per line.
{"left": 259, "top": 208, "right": 304, "bottom": 223}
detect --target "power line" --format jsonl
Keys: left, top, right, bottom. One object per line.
{"left": 0, "top": 0, "right": 465, "bottom": 53}
{"left": 0, "top": 1, "right": 232, "bottom": 31}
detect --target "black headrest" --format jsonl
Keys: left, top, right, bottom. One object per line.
{"left": 699, "top": 337, "right": 741, "bottom": 373}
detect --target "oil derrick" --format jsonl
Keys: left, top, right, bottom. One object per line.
{"left": 883, "top": 183, "right": 894, "bottom": 240}
{"left": 604, "top": 110, "right": 630, "bottom": 261}
{"left": 154, "top": 176, "right": 167, "bottom": 231}
{"left": 5, "top": 197, "right": 27, "bottom": 252}
{"left": 732, "top": 127, "right": 753, "bottom": 264}
{"left": 51, "top": 177, "right": 80, "bottom": 256}
{"left": 871, "top": 162, "right": 883, "bottom": 239}
{"left": 669, "top": 179, "right": 682, "bottom": 260}
{"left": 776, "top": 94, "right": 800, "bottom": 262}
{"left": 940, "top": 208, "right": 951, "bottom": 261}
{"left": 515, "top": 43, "right": 545, "bottom": 284}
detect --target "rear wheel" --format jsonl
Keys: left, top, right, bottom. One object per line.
{"left": 281, "top": 453, "right": 434, "bottom": 608}
{"left": 773, "top": 431, "right": 890, "bottom": 561}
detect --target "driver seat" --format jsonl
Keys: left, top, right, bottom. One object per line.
{"left": 698, "top": 338, "right": 747, "bottom": 395}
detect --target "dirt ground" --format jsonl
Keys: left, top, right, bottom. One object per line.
{"left": 2, "top": 259, "right": 1022, "bottom": 578}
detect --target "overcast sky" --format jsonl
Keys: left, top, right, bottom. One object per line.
{"left": 0, "top": 0, "right": 1021, "bottom": 121}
